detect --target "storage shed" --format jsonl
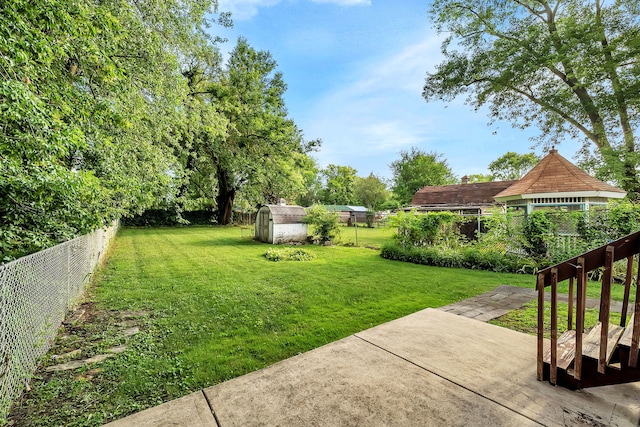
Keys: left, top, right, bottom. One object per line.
{"left": 255, "top": 205, "right": 308, "bottom": 244}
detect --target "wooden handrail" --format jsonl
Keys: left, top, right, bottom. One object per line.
{"left": 538, "top": 230, "right": 640, "bottom": 285}
{"left": 537, "top": 230, "right": 640, "bottom": 386}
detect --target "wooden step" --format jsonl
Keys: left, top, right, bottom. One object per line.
{"left": 618, "top": 313, "right": 635, "bottom": 348}
{"left": 543, "top": 330, "right": 576, "bottom": 370}
{"left": 582, "top": 322, "right": 625, "bottom": 364}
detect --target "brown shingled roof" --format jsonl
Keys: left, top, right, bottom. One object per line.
{"left": 412, "top": 180, "right": 518, "bottom": 206}
{"left": 494, "top": 149, "right": 625, "bottom": 200}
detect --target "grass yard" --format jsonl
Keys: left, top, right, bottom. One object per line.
{"left": 10, "top": 226, "right": 532, "bottom": 426}
{"left": 334, "top": 223, "right": 395, "bottom": 248}
{"left": 8, "top": 226, "right": 625, "bottom": 426}
{"left": 490, "top": 300, "right": 625, "bottom": 338}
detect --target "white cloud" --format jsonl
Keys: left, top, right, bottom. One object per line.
{"left": 217, "top": 0, "right": 282, "bottom": 21}
{"left": 218, "top": 0, "right": 369, "bottom": 21}
{"left": 303, "top": 34, "right": 447, "bottom": 170}
{"left": 298, "top": 33, "right": 546, "bottom": 178}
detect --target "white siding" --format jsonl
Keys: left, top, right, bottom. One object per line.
{"left": 273, "top": 224, "right": 308, "bottom": 244}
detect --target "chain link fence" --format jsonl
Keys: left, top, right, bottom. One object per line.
{"left": 0, "top": 221, "right": 119, "bottom": 420}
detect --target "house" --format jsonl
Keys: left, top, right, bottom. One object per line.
{"left": 411, "top": 148, "right": 626, "bottom": 214}
{"left": 494, "top": 148, "right": 626, "bottom": 213}
{"left": 255, "top": 204, "right": 308, "bottom": 244}
{"left": 411, "top": 177, "right": 518, "bottom": 215}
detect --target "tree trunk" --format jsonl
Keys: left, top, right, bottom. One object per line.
{"left": 216, "top": 165, "right": 236, "bottom": 225}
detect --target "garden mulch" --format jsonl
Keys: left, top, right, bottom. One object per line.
{"left": 103, "top": 286, "right": 640, "bottom": 427}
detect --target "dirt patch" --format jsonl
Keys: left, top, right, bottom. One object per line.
{"left": 8, "top": 301, "right": 150, "bottom": 426}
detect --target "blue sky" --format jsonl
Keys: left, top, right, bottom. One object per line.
{"left": 213, "top": 0, "right": 581, "bottom": 181}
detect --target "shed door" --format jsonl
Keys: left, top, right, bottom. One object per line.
{"left": 260, "top": 211, "right": 269, "bottom": 241}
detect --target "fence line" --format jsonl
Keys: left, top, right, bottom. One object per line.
{"left": 0, "top": 221, "right": 119, "bottom": 420}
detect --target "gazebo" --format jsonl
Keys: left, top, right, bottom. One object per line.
{"left": 494, "top": 148, "right": 626, "bottom": 213}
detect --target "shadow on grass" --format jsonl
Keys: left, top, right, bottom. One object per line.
{"left": 187, "top": 237, "right": 261, "bottom": 247}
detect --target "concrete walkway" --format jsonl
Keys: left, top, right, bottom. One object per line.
{"left": 104, "top": 299, "right": 640, "bottom": 426}
{"left": 438, "top": 284, "right": 633, "bottom": 322}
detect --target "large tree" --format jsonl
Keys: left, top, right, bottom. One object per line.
{"left": 207, "top": 38, "right": 309, "bottom": 224}
{"left": 0, "top": 0, "right": 224, "bottom": 260}
{"left": 320, "top": 164, "right": 359, "bottom": 205}
{"left": 390, "top": 148, "right": 456, "bottom": 205}
{"left": 424, "top": 0, "right": 640, "bottom": 198}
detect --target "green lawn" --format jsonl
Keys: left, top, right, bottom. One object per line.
{"left": 7, "top": 226, "right": 601, "bottom": 426}
{"left": 334, "top": 223, "right": 395, "bottom": 248}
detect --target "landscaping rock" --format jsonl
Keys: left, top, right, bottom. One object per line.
{"left": 107, "top": 345, "right": 127, "bottom": 354}
{"left": 123, "top": 327, "right": 140, "bottom": 337}
{"left": 46, "top": 360, "right": 85, "bottom": 372}
{"left": 46, "top": 354, "right": 115, "bottom": 372}
{"left": 51, "top": 349, "right": 81, "bottom": 361}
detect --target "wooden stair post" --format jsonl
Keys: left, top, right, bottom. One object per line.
{"left": 575, "top": 257, "right": 586, "bottom": 381}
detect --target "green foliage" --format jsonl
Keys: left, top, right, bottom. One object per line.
{"left": 201, "top": 38, "right": 314, "bottom": 224}
{"left": 466, "top": 173, "right": 494, "bottom": 183}
{"left": 387, "top": 210, "right": 464, "bottom": 249}
{"left": 0, "top": 0, "right": 226, "bottom": 260}
{"left": 365, "top": 211, "right": 376, "bottom": 228}
{"left": 380, "top": 243, "right": 538, "bottom": 274}
{"left": 474, "top": 209, "right": 521, "bottom": 254}
{"left": 353, "top": 173, "right": 390, "bottom": 210}
{"left": 320, "top": 164, "right": 358, "bottom": 205}
{"left": 424, "top": 0, "right": 640, "bottom": 198}
{"left": 522, "top": 211, "right": 557, "bottom": 258}
{"left": 390, "top": 148, "right": 456, "bottom": 205}
{"left": 264, "top": 247, "right": 315, "bottom": 262}
{"left": 303, "top": 204, "right": 340, "bottom": 244}
{"left": 123, "top": 210, "right": 213, "bottom": 227}
{"left": 488, "top": 152, "right": 539, "bottom": 181}
{"left": 490, "top": 301, "right": 623, "bottom": 338}
{"left": 295, "top": 157, "right": 323, "bottom": 207}
{"left": 8, "top": 226, "right": 535, "bottom": 426}
{"left": 576, "top": 201, "right": 640, "bottom": 247}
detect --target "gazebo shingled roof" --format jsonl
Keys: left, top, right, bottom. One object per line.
{"left": 494, "top": 148, "right": 625, "bottom": 200}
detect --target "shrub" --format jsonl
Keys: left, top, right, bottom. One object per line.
{"left": 522, "top": 210, "right": 556, "bottom": 258}
{"left": 265, "top": 247, "right": 315, "bottom": 262}
{"left": 387, "top": 210, "right": 465, "bottom": 248}
{"left": 380, "top": 242, "right": 541, "bottom": 274}
{"left": 303, "top": 204, "right": 340, "bottom": 244}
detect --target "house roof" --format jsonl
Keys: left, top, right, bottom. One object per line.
{"left": 411, "top": 180, "right": 518, "bottom": 207}
{"left": 494, "top": 148, "right": 626, "bottom": 200}
{"left": 263, "top": 205, "right": 306, "bottom": 224}
{"left": 323, "top": 205, "right": 368, "bottom": 212}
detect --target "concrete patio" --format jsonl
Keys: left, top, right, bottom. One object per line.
{"left": 104, "top": 308, "right": 640, "bottom": 426}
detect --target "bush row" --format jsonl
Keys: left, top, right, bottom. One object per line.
{"left": 380, "top": 243, "right": 542, "bottom": 274}
{"left": 123, "top": 209, "right": 214, "bottom": 227}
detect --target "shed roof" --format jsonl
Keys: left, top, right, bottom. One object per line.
{"left": 411, "top": 180, "right": 518, "bottom": 207}
{"left": 323, "top": 205, "right": 368, "bottom": 212}
{"left": 494, "top": 148, "right": 625, "bottom": 200}
{"left": 263, "top": 205, "right": 306, "bottom": 224}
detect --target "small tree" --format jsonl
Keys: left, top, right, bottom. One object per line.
{"left": 303, "top": 204, "right": 340, "bottom": 244}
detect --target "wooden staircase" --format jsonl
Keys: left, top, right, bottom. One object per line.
{"left": 537, "top": 231, "right": 640, "bottom": 389}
